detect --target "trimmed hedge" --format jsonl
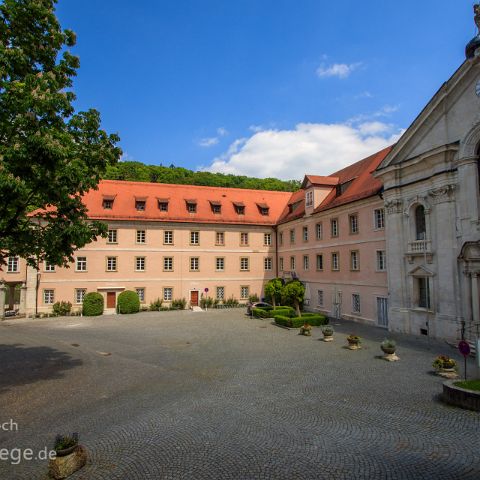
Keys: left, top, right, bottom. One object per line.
{"left": 82, "top": 292, "right": 104, "bottom": 316}
{"left": 252, "top": 306, "right": 296, "bottom": 318}
{"left": 117, "top": 290, "right": 140, "bottom": 314}
{"left": 275, "top": 313, "right": 328, "bottom": 328}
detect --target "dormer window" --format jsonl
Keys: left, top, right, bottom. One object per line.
{"left": 210, "top": 201, "right": 222, "bottom": 214}
{"left": 336, "top": 179, "right": 355, "bottom": 197}
{"left": 256, "top": 203, "right": 269, "bottom": 216}
{"left": 305, "top": 191, "right": 313, "bottom": 207}
{"left": 233, "top": 202, "right": 245, "bottom": 215}
{"left": 102, "top": 197, "right": 115, "bottom": 209}
{"left": 186, "top": 200, "right": 197, "bottom": 213}
{"left": 135, "top": 200, "right": 146, "bottom": 211}
{"left": 157, "top": 199, "right": 169, "bottom": 212}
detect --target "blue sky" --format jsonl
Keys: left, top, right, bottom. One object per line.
{"left": 57, "top": 0, "right": 476, "bottom": 180}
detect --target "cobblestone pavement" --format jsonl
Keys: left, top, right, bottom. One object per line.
{"left": 0, "top": 309, "right": 479, "bottom": 479}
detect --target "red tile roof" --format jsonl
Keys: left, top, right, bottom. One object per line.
{"left": 278, "top": 146, "right": 393, "bottom": 223}
{"left": 83, "top": 180, "right": 292, "bottom": 226}
{"left": 302, "top": 175, "right": 339, "bottom": 187}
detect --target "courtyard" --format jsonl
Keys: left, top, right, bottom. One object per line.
{"left": 0, "top": 309, "right": 479, "bottom": 479}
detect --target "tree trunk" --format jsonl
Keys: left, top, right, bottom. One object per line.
{"left": 295, "top": 300, "right": 301, "bottom": 317}
{"left": 272, "top": 296, "right": 276, "bottom": 308}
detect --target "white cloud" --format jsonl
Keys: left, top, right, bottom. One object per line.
{"left": 200, "top": 122, "right": 402, "bottom": 180}
{"left": 217, "top": 127, "right": 228, "bottom": 137}
{"left": 119, "top": 151, "right": 135, "bottom": 162}
{"left": 198, "top": 137, "right": 219, "bottom": 147}
{"left": 316, "top": 62, "right": 362, "bottom": 79}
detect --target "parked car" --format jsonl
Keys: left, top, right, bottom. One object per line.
{"left": 246, "top": 301, "right": 272, "bottom": 315}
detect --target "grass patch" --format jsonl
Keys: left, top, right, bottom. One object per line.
{"left": 453, "top": 380, "right": 480, "bottom": 391}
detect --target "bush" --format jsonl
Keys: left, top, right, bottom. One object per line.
{"left": 224, "top": 296, "right": 239, "bottom": 307}
{"left": 117, "top": 290, "right": 140, "bottom": 314}
{"left": 248, "top": 293, "right": 260, "bottom": 303}
{"left": 82, "top": 292, "right": 104, "bottom": 316}
{"left": 275, "top": 314, "right": 328, "bottom": 328}
{"left": 253, "top": 306, "right": 295, "bottom": 318}
{"left": 52, "top": 301, "right": 72, "bottom": 316}
{"left": 171, "top": 298, "right": 187, "bottom": 310}
{"left": 200, "top": 296, "right": 214, "bottom": 308}
{"left": 149, "top": 298, "right": 163, "bottom": 311}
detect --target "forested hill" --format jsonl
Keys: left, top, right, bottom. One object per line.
{"left": 104, "top": 161, "right": 301, "bottom": 192}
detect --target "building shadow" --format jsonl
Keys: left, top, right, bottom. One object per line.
{"left": 0, "top": 343, "right": 82, "bottom": 394}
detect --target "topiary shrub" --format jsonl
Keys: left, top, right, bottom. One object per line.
{"left": 82, "top": 292, "right": 104, "bottom": 316}
{"left": 52, "top": 301, "right": 72, "bottom": 316}
{"left": 117, "top": 290, "right": 140, "bottom": 314}
{"left": 275, "top": 313, "right": 328, "bottom": 328}
{"left": 253, "top": 306, "right": 296, "bottom": 319}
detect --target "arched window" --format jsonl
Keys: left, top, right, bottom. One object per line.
{"left": 415, "top": 205, "right": 426, "bottom": 240}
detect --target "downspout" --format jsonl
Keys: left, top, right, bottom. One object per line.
{"left": 35, "top": 267, "right": 40, "bottom": 317}
{"left": 274, "top": 225, "right": 278, "bottom": 279}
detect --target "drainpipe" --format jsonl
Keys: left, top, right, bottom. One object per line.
{"left": 274, "top": 225, "right": 278, "bottom": 279}
{"left": 35, "top": 268, "right": 40, "bottom": 317}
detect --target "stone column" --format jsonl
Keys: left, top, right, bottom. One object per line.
{"left": 0, "top": 282, "right": 6, "bottom": 320}
{"left": 471, "top": 273, "right": 479, "bottom": 325}
{"left": 19, "top": 282, "right": 27, "bottom": 315}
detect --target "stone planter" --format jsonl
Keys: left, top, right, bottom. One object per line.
{"left": 436, "top": 368, "right": 458, "bottom": 379}
{"left": 48, "top": 445, "right": 87, "bottom": 479}
{"left": 323, "top": 334, "right": 333, "bottom": 342}
{"left": 381, "top": 345, "right": 396, "bottom": 355}
{"left": 347, "top": 338, "right": 361, "bottom": 350}
{"left": 442, "top": 380, "right": 480, "bottom": 411}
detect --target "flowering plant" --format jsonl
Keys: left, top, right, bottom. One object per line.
{"left": 432, "top": 355, "right": 457, "bottom": 370}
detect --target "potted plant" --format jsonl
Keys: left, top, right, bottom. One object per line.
{"left": 299, "top": 322, "right": 312, "bottom": 336}
{"left": 321, "top": 325, "right": 334, "bottom": 342}
{"left": 381, "top": 339, "right": 396, "bottom": 355}
{"left": 54, "top": 433, "right": 79, "bottom": 457}
{"left": 347, "top": 334, "right": 361, "bottom": 349}
{"left": 432, "top": 355, "right": 457, "bottom": 372}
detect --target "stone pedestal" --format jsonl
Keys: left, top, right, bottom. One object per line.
{"left": 382, "top": 353, "right": 400, "bottom": 362}
{"left": 48, "top": 446, "right": 87, "bottom": 479}
{"left": 0, "top": 283, "right": 6, "bottom": 320}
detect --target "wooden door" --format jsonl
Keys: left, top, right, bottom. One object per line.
{"left": 107, "top": 292, "right": 116, "bottom": 309}
{"left": 190, "top": 290, "right": 199, "bottom": 307}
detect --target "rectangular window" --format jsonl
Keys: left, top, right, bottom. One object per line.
{"left": 107, "top": 229, "right": 118, "bottom": 244}
{"left": 240, "top": 286, "right": 249, "bottom": 300}
{"left": 376, "top": 250, "right": 387, "bottom": 271}
{"left": 240, "top": 232, "right": 249, "bottom": 246}
{"left": 290, "top": 229, "right": 295, "bottom": 244}
{"left": 211, "top": 203, "right": 221, "bottom": 214}
{"left": 163, "top": 287, "right": 173, "bottom": 301}
{"left": 136, "top": 230, "right": 146, "bottom": 244}
{"left": 279, "top": 257, "right": 284, "bottom": 271}
{"left": 7, "top": 257, "right": 19, "bottom": 273}
{"left": 303, "top": 226, "right": 309, "bottom": 242}
{"left": 190, "top": 257, "right": 199, "bottom": 271}
{"left": 187, "top": 202, "right": 197, "bottom": 213}
{"left": 136, "top": 288, "right": 145, "bottom": 303}
{"left": 259, "top": 206, "right": 269, "bottom": 216}
{"left": 76, "top": 256, "right": 87, "bottom": 272}
{"left": 317, "top": 290, "right": 324, "bottom": 307}
{"left": 316, "top": 223, "right": 323, "bottom": 240}
{"left": 106, "top": 256, "right": 117, "bottom": 272}
{"left": 75, "top": 289, "right": 86, "bottom": 304}
{"left": 303, "top": 255, "right": 309, "bottom": 270}
{"left": 349, "top": 214, "right": 359, "bottom": 234}
{"left": 164, "top": 230, "right": 173, "bottom": 245}
{"left": 163, "top": 257, "right": 173, "bottom": 271}
{"left": 158, "top": 200, "right": 169, "bottom": 212}
{"left": 350, "top": 250, "right": 360, "bottom": 271}
{"left": 290, "top": 256, "right": 296, "bottom": 270}
{"left": 135, "top": 257, "right": 146, "bottom": 271}
{"left": 216, "top": 257, "right": 225, "bottom": 271}
{"left": 331, "top": 218, "right": 339, "bottom": 237}
{"left": 331, "top": 252, "right": 339, "bottom": 271}
{"left": 279, "top": 232, "right": 283, "bottom": 246}
{"left": 43, "top": 289, "right": 55, "bottom": 304}
{"left": 374, "top": 208, "right": 385, "bottom": 230}
{"left": 103, "top": 199, "right": 113, "bottom": 209}
{"left": 352, "top": 293, "right": 361, "bottom": 313}
{"left": 190, "top": 231, "right": 199, "bottom": 245}
{"left": 264, "top": 257, "right": 273, "bottom": 271}
{"left": 306, "top": 190, "right": 313, "bottom": 207}
{"left": 240, "top": 257, "right": 249, "bottom": 271}
{"left": 418, "top": 278, "right": 431, "bottom": 309}
{"left": 136, "top": 200, "right": 146, "bottom": 211}
{"left": 44, "top": 262, "right": 55, "bottom": 272}
{"left": 316, "top": 254, "right": 324, "bottom": 271}
{"left": 264, "top": 233, "right": 272, "bottom": 246}
{"left": 216, "top": 231, "right": 225, "bottom": 246}
{"left": 216, "top": 286, "right": 225, "bottom": 300}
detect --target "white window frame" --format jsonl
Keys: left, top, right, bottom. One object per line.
{"left": 135, "top": 256, "right": 146, "bottom": 271}
{"left": 350, "top": 250, "right": 360, "bottom": 271}
{"left": 190, "top": 231, "right": 200, "bottom": 245}
{"left": 240, "top": 232, "right": 249, "bottom": 246}
{"left": 316, "top": 223, "right": 323, "bottom": 240}
{"left": 136, "top": 230, "right": 146, "bottom": 244}
{"left": 352, "top": 293, "right": 361, "bottom": 313}
{"left": 7, "top": 257, "right": 19, "bottom": 273}
{"left": 75, "top": 288, "right": 86, "bottom": 304}
{"left": 163, "top": 257, "right": 173, "bottom": 271}
{"left": 264, "top": 257, "right": 273, "bottom": 271}
{"left": 264, "top": 233, "right": 272, "bottom": 246}
{"left": 216, "top": 231, "right": 225, "bottom": 246}
{"left": 331, "top": 252, "right": 339, "bottom": 271}
{"left": 76, "top": 256, "right": 87, "bottom": 272}
{"left": 240, "top": 286, "right": 249, "bottom": 300}
{"left": 216, "top": 286, "right": 225, "bottom": 300}
{"left": 107, "top": 229, "right": 118, "bottom": 244}
{"left": 43, "top": 289, "right": 55, "bottom": 304}
{"left": 331, "top": 218, "right": 339, "bottom": 237}
{"left": 305, "top": 190, "right": 313, "bottom": 207}
{"left": 240, "top": 257, "right": 249, "bottom": 271}
{"left": 216, "top": 257, "right": 225, "bottom": 271}
{"left": 190, "top": 257, "right": 199, "bottom": 271}
{"left": 164, "top": 230, "right": 173, "bottom": 245}
{"left": 303, "top": 226, "right": 309, "bottom": 242}
{"left": 376, "top": 250, "right": 387, "bottom": 271}
{"left": 136, "top": 288, "right": 145, "bottom": 303}
{"left": 303, "top": 255, "right": 309, "bottom": 270}
{"left": 317, "top": 290, "right": 324, "bottom": 307}
{"left": 349, "top": 214, "right": 359, "bottom": 234}
{"left": 374, "top": 208, "right": 385, "bottom": 230}
{"left": 316, "top": 254, "right": 323, "bottom": 271}
{"left": 106, "top": 256, "right": 117, "bottom": 272}
{"left": 163, "top": 287, "right": 173, "bottom": 302}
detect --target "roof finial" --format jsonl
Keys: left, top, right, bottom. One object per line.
{"left": 466, "top": 3, "right": 480, "bottom": 59}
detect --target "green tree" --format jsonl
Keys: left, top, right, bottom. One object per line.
{"left": 264, "top": 278, "right": 284, "bottom": 308}
{"left": 282, "top": 280, "right": 305, "bottom": 317}
{"left": 0, "top": 0, "right": 121, "bottom": 268}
